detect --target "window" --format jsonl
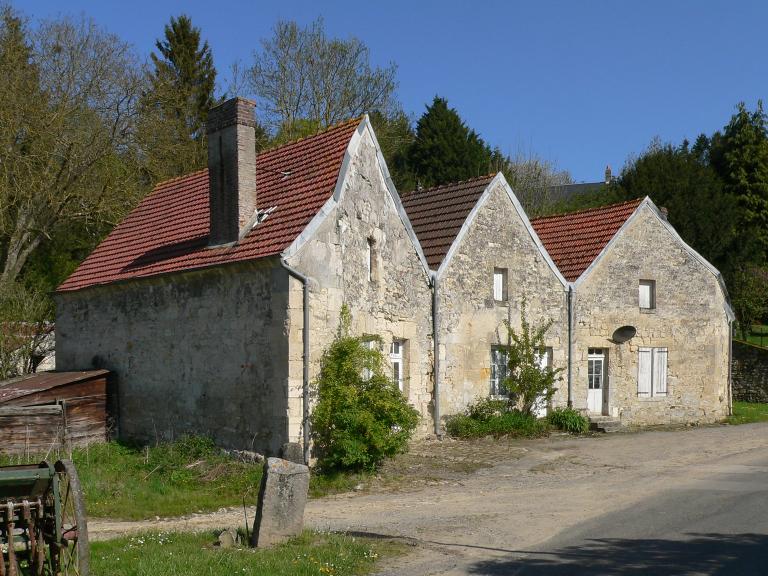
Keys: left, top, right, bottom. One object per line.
{"left": 639, "top": 280, "right": 656, "bottom": 310}
{"left": 490, "top": 346, "right": 509, "bottom": 396}
{"left": 493, "top": 268, "right": 508, "bottom": 302}
{"left": 390, "top": 340, "right": 405, "bottom": 391}
{"left": 361, "top": 338, "right": 377, "bottom": 380}
{"left": 638, "top": 347, "right": 668, "bottom": 396}
{"left": 366, "top": 239, "right": 374, "bottom": 282}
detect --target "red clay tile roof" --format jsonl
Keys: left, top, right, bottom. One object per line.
{"left": 58, "top": 118, "right": 362, "bottom": 292}
{"left": 400, "top": 174, "right": 496, "bottom": 269}
{"left": 530, "top": 198, "right": 643, "bottom": 282}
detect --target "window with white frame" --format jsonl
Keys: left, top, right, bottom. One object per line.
{"left": 361, "top": 338, "right": 377, "bottom": 380}
{"left": 493, "top": 268, "right": 508, "bottom": 302}
{"left": 639, "top": 279, "right": 656, "bottom": 310}
{"left": 490, "top": 346, "right": 509, "bottom": 396}
{"left": 390, "top": 340, "right": 405, "bottom": 391}
{"left": 638, "top": 347, "right": 668, "bottom": 396}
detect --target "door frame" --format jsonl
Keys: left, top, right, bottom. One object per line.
{"left": 587, "top": 348, "right": 608, "bottom": 415}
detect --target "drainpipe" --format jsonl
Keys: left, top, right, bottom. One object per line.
{"left": 280, "top": 259, "right": 310, "bottom": 465}
{"left": 728, "top": 319, "right": 734, "bottom": 416}
{"left": 568, "top": 283, "right": 573, "bottom": 408}
{"left": 432, "top": 271, "right": 442, "bottom": 437}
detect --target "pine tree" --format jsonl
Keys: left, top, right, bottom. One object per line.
{"left": 139, "top": 15, "right": 218, "bottom": 182}
{"left": 709, "top": 102, "right": 768, "bottom": 262}
{"left": 403, "top": 97, "right": 493, "bottom": 189}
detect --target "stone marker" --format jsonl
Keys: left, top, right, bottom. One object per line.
{"left": 250, "top": 457, "right": 310, "bottom": 548}
{"left": 280, "top": 442, "right": 304, "bottom": 464}
{"left": 217, "top": 528, "right": 237, "bottom": 548}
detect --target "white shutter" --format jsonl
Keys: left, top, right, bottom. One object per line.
{"left": 639, "top": 282, "right": 651, "bottom": 308}
{"left": 493, "top": 271, "right": 503, "bottom": 301}
{"left": 638, "top": 348, "right": 652, "bottom": 395}
{"left": 653, "top": 348, "right": 668, "bottom": 395}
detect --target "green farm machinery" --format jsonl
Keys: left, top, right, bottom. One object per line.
{"left": 0, "top": 461, "right": 88, "bottom": 575}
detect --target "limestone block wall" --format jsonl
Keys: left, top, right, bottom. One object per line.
{"left": 285, "top": 128, "right": 434, "bottom": 439}
{"left": 438, "top": 181, "right": 568, "bottom": 417}
{"left": 572, "top": 205, "right": 731, "bottom": 425}
{"left": 55, "top": 261, "right": 291, "bottom": 454}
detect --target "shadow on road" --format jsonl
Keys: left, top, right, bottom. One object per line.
{"left": 468, "top": 533, "right": 768, "bottom": 575}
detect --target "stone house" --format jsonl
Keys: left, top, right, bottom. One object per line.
{"left": 55, "top": 98, "right": 433, "bottom": 457}
{"left": 401, "top": 174, "right": 569, "bottom": 427}
{"left": 531, "top": 198, "right": 735, "bottom": 425}
{"left": 55, "top": 97, "right": 734, "bottom": 454}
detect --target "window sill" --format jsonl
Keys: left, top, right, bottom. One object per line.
{"left": 494, "top": 300, "right": 509, "bottom": 306}
{"left": 639, "top": 308, "right": 656, "bottom": 314}
{"left": 636, "top": 394, "right": 668, "bottom": 401}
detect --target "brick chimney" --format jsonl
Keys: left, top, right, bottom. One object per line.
{"left": 206, "top": 97, "right": 258, "bottom": 246}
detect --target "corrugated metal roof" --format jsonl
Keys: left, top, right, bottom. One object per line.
{"left": 0, "top": 370, "right": 110, "bottom": 404}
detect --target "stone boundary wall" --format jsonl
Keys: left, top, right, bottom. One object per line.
{"left": 732, "top": 340, "right": 768, "bottom": 403}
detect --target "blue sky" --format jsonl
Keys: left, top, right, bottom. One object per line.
{"left": 18, "top": 0, "right": 768, "bottom": 182}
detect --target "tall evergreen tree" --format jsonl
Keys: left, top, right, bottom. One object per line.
{"left": 615, "top": 139, "right": 737, "bottom": 276}
{"left": 709, "top": 101, "right": 768, "bottom": 262}
{"left": 402, "top": 97, "right": 494, "bottom": 189}
{"left": 139, "top": 14, "right": 217, "bottom": 182}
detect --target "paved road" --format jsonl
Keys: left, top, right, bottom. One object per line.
{"left": 467, "top": 455, "right": 768, "bottom": 575}
{"left": 304, "top": 423, "right": 768, "bottom": 576}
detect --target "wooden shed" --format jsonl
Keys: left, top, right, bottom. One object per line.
{"left": 0, "top": 370, "right": 111, "bottom": 455}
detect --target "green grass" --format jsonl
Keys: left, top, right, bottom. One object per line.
{"left": 743, "top": 324, "right": 768, "bottom": 348}
{"left": 728, "top": 401, "right": 768, "bottom": 425}
{"left": 548, "top": 407, "right": 590, "bottom": 434}
{"left": 0, "top": 436, "right": 382, "bottom": 520}
{"left": 91, "top": 530, "right": 406, "bottom": 576}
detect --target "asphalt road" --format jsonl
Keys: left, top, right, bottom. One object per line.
{"left": 468, "top": 455, "right": 768, "bottom": 575}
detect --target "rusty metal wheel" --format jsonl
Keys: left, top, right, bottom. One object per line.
{"left": 53, "top": 461, "right": 88, "bottom": 576}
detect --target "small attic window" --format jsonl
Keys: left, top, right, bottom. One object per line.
{"left": 639, "top": 279, "right": 656, "bottom": 310}
{"left": 367, "top": 238, "right": 378, "bottom": 283}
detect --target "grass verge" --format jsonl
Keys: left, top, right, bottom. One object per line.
{"left": 91, "top": 530, "right": 407, "bottom": 576}
{"left": 728, "top": 401, "right": 768, "bottom": 425}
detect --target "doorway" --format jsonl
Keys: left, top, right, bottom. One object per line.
{"left": 587, "top": 348, "right": 608, "bottom": 414}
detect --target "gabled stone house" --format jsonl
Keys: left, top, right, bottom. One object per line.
{"left": 55, "top": 98, "right": 433, "bottom": 457}
{"left": 531, "top": 198, "right": 734, "bottom": 425}
{"left": 55, "top": 97, "right": 734, "bottom": 456}
{"left": 401, "top": 174, "right": 568, "bottom": 426}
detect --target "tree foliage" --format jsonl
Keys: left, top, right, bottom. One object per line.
{"left": 0, "top": 7, "right": 145, "bottom": 287}
{"left": 248, "top": 18, "right": 398, "bottom": 141}
{"left": 614, "top": 139, "right": 738, "bottom": 276}
{"left": 398, "top": 96, "right": 494, "bottom": 190}
{"left": 310, "top": 306, "right": 420, "bottom": 471}
{"left": 0, "top": 281, "right": 53, "bottom": 379}
{"left": 139, "top": 14, "right": 218, "bottom": 182}
{"left": 501, "top": 301, "right": 562, "bottom": 417}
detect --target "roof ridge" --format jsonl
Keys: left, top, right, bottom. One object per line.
{"left": 532, "top": 197, "right": 643, "bottom": 222}
{"left": 256, "top": 116, "right": 364, "bottom": 156}
{"left": 403, "top": 172, "right": 497, "bottom": 196}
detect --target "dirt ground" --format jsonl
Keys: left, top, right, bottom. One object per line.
{"left": 89, "top": 423, "right": 768, "bottom": 575}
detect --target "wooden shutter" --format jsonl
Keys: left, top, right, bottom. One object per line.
{"left": 638, "top": 348, "right": 652, "bottom": 395}
{"left": 493, "top": 271, "right": 503, "bottom": 301}
{"left": 639, "top": 282, "right": 650, "bottom": 308}
{"left": 653, "top": 348, "right": 668, "bottom": 395}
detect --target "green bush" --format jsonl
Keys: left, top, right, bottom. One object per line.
{"left": 310, "top": 306, "right": 420, "bottom": 472}
{"left": 548, "top": 407, "right": 590, "bottom": 434}
{"left": 446, "top": 398, "right": 548, "bottom": 439}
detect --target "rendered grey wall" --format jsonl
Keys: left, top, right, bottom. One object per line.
{"left": 55, "top": 260, "right": 291, "bottom": 454}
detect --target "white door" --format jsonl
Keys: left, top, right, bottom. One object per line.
{"left": 587, "top": 349, "right": 605, "bottom": 414}
{"left": 534, "top": 349, "right": 550, "bottom": 418}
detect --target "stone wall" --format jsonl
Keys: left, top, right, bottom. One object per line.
{"left": 285, "top": 127, "right": 434, "bottom": 438}
{"left": 437, "top": 180, "right": 568, "bottom": 418}
{"left": 55, "top": 260, "right": 292, "bottom": 454}
{"left": 732, "top": 340, "right": 768, "bottom": 403}
{"left": 573, "top": 205, "right": 731, "bottom": 425}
